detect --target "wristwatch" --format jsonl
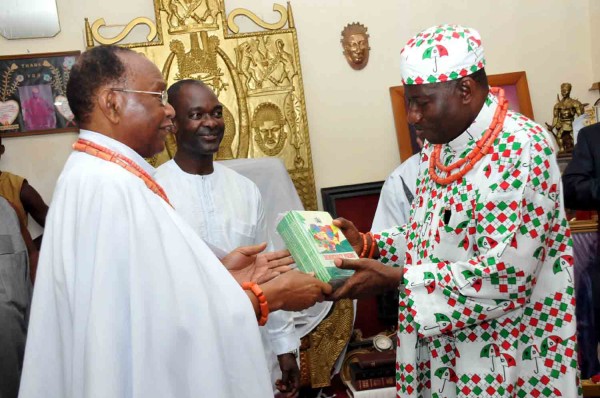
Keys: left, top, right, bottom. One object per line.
{"left": 373, "top": 334, "right": 393, "bottom": 351}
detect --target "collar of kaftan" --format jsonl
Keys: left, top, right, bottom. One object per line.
{"left": 446, "top": 90, "right": 499, "bottom": 152}
{"left": 78, "top": 129, "right": 156, "bottom": 177}
{"left": 170, "top": 157, "right": 220, "bottom": 180}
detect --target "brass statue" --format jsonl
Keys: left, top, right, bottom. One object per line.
{"left": 546, "top": 83, "right": 585, "bottom": 155}
{"left": 340, "top": 22, "right": 370, "bottom": 70}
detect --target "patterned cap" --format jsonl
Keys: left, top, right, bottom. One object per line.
{"left": 400, "top": 25, "right": 486, "bottom": 85}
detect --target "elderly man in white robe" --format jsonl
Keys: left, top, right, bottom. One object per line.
{"left": 155, "top": 79, "right": 301, "bottom": 396}
{"left": 18, "top": 45, "right": 331, "bottom": 398}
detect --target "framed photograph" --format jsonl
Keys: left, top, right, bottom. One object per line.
{"left": 0, "top": 50, "right": 80, "bottom": 137}
{"left": 389, "top": 71, "right": 534, "bottom": 162}
{"left": 487, "top": 71, "right": 534, "bottom": 120}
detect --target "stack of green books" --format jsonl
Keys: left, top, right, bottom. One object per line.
{"left": 276, "top": 210, "right": 357, "bottom": 286}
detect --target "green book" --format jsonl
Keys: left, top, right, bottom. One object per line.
{"left": 276, "top": 210, "right": 357, "bottom": 286}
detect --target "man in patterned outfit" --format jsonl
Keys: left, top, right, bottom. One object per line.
{"left": 331, "top": 25, "right": 580, "bottom": 397}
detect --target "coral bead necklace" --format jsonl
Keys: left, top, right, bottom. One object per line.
{"left": 73, "top": 138, "right": 172, "bottom": 206}
{"left": 429, "top": 87, "right": 508, "bottom": 185}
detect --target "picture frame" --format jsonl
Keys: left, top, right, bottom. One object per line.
{"left": 321, "top": 181, "right": 384, "bottom": 232}
{"left": 0, "top": 50, "right": 80, "bottom": 138}
{"left": 570, "top": 219, "right": 597, "bottom": 234}
{"left": 389, "top": 71, "right": 534, "bottom": 162}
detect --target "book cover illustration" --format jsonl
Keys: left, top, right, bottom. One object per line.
{"left": 309, "top": 222, "right": 355, "bottom": 255}
{"left": 276, "top": 210, "right": 357, "bottom": 284}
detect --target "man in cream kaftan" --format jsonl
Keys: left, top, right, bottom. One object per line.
{"left": 155, "top": 79, "right": 302, "bottom": 395}
{"left": 156, "top": 158, "right": 300, "bottom": 391}
{"left": 18, "top": 130, "right": 273, "bottom": 398}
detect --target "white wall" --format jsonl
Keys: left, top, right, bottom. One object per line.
{"left": 1, "top": 0, "right": 598, "bottom": 222}
{"left": 590, "top": 0, "right": 600, "bottom": 83}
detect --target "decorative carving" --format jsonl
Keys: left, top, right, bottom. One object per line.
{"left": 167, "top": 32, "right": 228, "bottom": 95}
{"left": 215, "top": 105, "right": 235, "bottom": 160}
{"left": 340, "top": 22, "right": 370, "bottom": 70}
{"left": 252, "top": 102, "right": 287, "bottom": 156}
{"left": 85, "top": 17, "right": 158, "bottom": 46}
{"left": 235, "top": 37, "right": 296, "bottom": 95}
{"left": 84, "top": 0, "right": 318, "bottom": 210}
{"left": 284, "top": 92, "right": 305, "bottom": 168}
{"left": 299, "top": 299, "right": 354, "bottom": 388}
{"left": 227, "top": 4, "right": 288, "bottom": 34}
{"left": 160, "top": 0, "right": 221, "bottom": 33}
{"left": 289, "top": 168, "right": 318, "bottom": 211}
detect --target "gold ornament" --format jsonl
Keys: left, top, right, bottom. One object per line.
{"left": 85, "top": 0, "right": 317, "bottom": 210}
{"left": 340, "top": 22, "right": 370, "bottom": 70}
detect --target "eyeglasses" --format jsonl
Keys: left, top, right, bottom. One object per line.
{"left": 111, "top": 88, "right": 168, "bottom": 106}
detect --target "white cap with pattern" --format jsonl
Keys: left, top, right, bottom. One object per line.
{"left": 400, "top": 24, "right": 485, "bottom": 85}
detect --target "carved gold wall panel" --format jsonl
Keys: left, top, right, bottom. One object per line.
{"left": 84, "top": 1, "right": 317, "bottom": 210}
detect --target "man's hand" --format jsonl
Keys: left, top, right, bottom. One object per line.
{"left": 275, "top": 353, "right": 300, "bottom": 398}
{"left": 332, "top": 217, "right": 362, "bottom": 255}
{"left": 262, "top": 270, "right": 333, "bottom": 312}
{"left": 222, "top": 243, "right": 294, "bottom": 284}
{"left": 328, "top": 258, "right": 403, "bottom": 301}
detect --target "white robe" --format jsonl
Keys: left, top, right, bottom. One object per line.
{"left": 371, "top": 153, "right": 420, "bottom": 232}
{"left": 19, "top": 130, "right": 272, "bottom": 398}
{"left": 155, "top": 159, "right": 298, "bottom": 389}
{"left": 155, "top": 160, "right": 271, "bottom": 253}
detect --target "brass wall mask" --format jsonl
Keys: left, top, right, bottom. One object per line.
{"left": 340, "top": 23, "right": 370, "bottom": 70}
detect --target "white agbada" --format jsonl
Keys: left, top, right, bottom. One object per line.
{"left": 371, "top": 153, "right": 420, "bottom": 231}
{"left": 155, "top": 160, "right": 270, "bottom": 253}
{"left": 155, "top": 159, "right": 298, "bottom": 388}
{"left": 19, "top": 130, "right": 272, "bottom": 398}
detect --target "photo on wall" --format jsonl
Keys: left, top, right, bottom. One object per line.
{"left": 0, "top": 50, "right": 80, "bottom": 137}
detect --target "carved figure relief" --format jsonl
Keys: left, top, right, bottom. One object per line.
{"left": 84, "top": 1, "right": 318, "bottom": 210}
{"left": 161, "top": 0, "right": 222, "bottom": 32}
{"left": 284, "top": 92, "right": 305, "bottom": 168}
{"left": 340, "top": 22, "right": 370, "bottom": 70}
{"left": 235, "top": 37, "right": 296, "bottom": 94}
{"left": 252, "top": 102, "right": 287, "bottom": 156}
{"left": 215, "top": 105, "right": 235, "bottom": 160}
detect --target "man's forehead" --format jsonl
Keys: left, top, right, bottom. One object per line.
{"left": 183, "top": 83, "right": 219, "bottom": 103}
{"left": 405, "top": 84, "right": 436, "bottom": 97}
{"left": 407, "top": 78, "right": 457, "bottom": 95}
{"left": 120, "top": 52, "right": 164, "bottom": 85}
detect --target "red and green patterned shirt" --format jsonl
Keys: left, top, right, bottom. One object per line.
{"left": 375, "top": 92, "right": 580, "bottom": 397}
